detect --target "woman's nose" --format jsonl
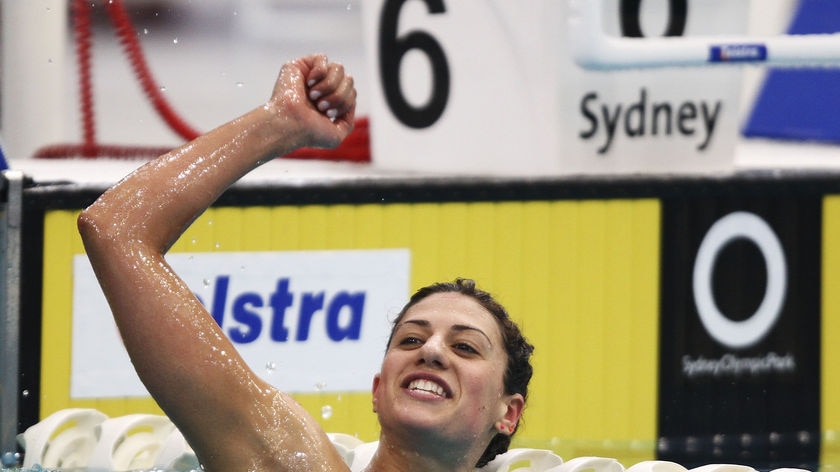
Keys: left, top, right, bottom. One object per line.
{"left": 417, "top": 336, "right": 448, "bottom": 368}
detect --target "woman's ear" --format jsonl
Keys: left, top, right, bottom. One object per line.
{"left": 371, "top": 373, "right": 381, "bottom": 413}
{"left": 497, "top": 393, "right": 525, "bottom": 435}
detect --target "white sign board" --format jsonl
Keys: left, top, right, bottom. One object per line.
{"left": 71, "top": 249, "right": 411, "bottom": 398}
{"left": 361, "top": 0, "right": 749, "bottom": 175}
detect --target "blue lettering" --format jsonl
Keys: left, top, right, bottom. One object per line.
{"left": 269, "top": 278, "right": 293, "bottom": 341}
{"left": 211, "top": 275, "right": 230, "bottom": 326}
{"left": 196, "top": 276, "right": 367, "bottom": 345}
{"left": 228, "top": 293, "right": 263, "bottom": 343}
{"left": 296, "top": 292, "right": 325, "bottom": 341}
{"left": 709, "top": 44, "right": 767, "bottom": 63}
{"left": 326, "top": 292, "right": 365, "bottom": 341}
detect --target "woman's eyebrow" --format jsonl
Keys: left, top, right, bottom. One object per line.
{"left": 396, "top": 319, "right": 493, "bottom": 346}
{"left": 397, "top": 319, "right": 431, "bottom": 330}
{"left": 452, "top": 324, "right": 493, "bottom": 346}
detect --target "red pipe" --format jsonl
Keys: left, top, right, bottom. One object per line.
{"left": 72, "top": 0, "right": 97, "bottom": 156}
{"left": 34, "top": 0, "right": 369, "bottom": 162}
{"left": 104, "top": 0, "right": 201, "bottom": 141}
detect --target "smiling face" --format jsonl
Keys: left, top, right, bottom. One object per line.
{"left": 372, "top": 292, "right": 524, "bottom": 458}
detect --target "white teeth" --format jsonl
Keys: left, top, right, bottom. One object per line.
{"left": 408, "top": 379, "right": 446, "bottom": 397}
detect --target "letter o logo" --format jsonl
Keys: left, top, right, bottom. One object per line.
{"left": 692, "top": 212, "right": 787, "bottom": 349}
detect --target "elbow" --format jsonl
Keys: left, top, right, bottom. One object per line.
{"left": 77, "top": 206, "right": 99, "bottom": 247}
{"left": 78, "top": 202, "right": 137, "bottom": 263}
{"left": 78, "top": 201, "right": 161, "bottom": 256}
{"left": 77, "top": 203, "right": 114, "bottom": 249}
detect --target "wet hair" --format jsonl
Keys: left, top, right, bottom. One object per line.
{"left": 385, "top": 278, "right": 535, "bottom": 468}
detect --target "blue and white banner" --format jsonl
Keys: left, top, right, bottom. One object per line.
{"left": 71, "top": 249, "right": 411, "bottom": 398}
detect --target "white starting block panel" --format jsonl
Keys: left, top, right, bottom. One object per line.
{"left": 361, "top": 0, "right": 754, "bottom": 176}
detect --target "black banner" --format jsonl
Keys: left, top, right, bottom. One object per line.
{"left": 658, "top": 194, "right": 821, "bottom": 469}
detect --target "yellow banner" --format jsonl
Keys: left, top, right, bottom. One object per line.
{"left": 42, "top": 199, "right": 660, "bottom": 463}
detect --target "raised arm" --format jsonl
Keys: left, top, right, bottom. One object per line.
{"left": 77, "top": 55, "right": 355, "bottom": 471}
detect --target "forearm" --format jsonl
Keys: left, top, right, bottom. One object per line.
{"left": 79, "top": 52, "right": 355, "bottom": 255}
{"left": 73, "top": 102, "right": 307, "bottom": 463}
{"left": 79, "top": 104, "right": 294, "bottom": 254}
{"left": 72, "top": 54, "right": 356, "bottom": 472}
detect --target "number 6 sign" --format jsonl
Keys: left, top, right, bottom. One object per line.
{"left": 361, "top": 0, "right": 750, "bottom": 176}
{"left": 378, "top": 0, "right": 450, "bottom": 129}
{"left": 362, "top": 0, "right": 560, "bottom": 175}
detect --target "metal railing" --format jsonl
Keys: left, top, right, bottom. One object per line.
{"left": 0, "top": 170, "right": 25, "bottom": 456}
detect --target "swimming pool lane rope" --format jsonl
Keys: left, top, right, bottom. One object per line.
{"left": 33, "top": 0, "right": 370, "bottom": 163}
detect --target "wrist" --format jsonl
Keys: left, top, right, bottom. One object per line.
{"left": 242, "top": 104, "right": 307, "bottom": 160}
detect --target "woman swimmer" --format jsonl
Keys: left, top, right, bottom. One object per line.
{"left": 78, "top": 54, "right": 534, "bottom": 472}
